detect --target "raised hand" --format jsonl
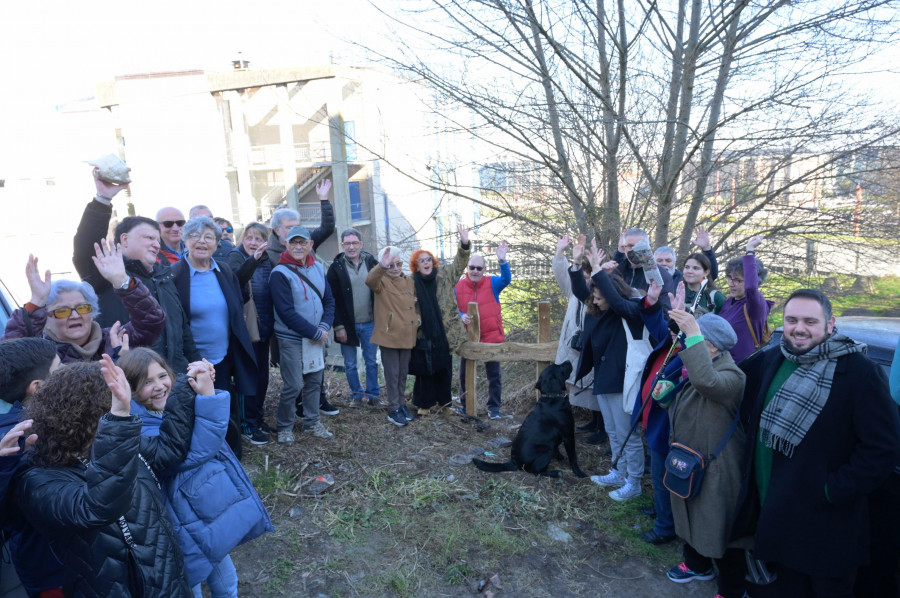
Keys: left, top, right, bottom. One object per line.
{"left": 668, "top": 281, "right": 686, "bottom": 312}
{"left": 380, "top": 246, "right": 399, "bottom": 268}
{"left": 92, "top": 240, "right": 129, "bottom": 288}
{"left": 457, "top": 223, "right": 470, "bottom": 245}
{"left": 496, "top": 240, "right": 509, "bottom": 262}
{"left": 93, "top": 169, "right": 129, "bottom": 202}
{"left": 668, "top": 309, "right": 701, "bottom": 337}
{"left": 572, "top": 234, "right": 586, "bottom": 264}
{"left": 747, "top": 235, "right": 763, "bottom": 252}
{"left": 25, "top": 254, "right": 51, "bottom": 307}
{"left": 100, "top": 353, "right": 132, "bottom": 416}
{"left": 646, "top": 279, "right": 663, "bottom": 305}
{"left": 316, "top": 178, "right": 333, "bottom": 201}
{"left": 693, "top": 226, "right": 712, "bottom": 250}
{"left": 186, "top": 361, "right": 215, "bottom": 396}
{"left": 109, "top": 321, "right": 130, "bottom": 354}
{"left": 0, "top": 420, "right": 37, "bottom": 456}
{"left": 556, "top": 235, "right": 570, "bottom": 258}
{"left": 252, "top": 242, "right": 269, "bottom": 260}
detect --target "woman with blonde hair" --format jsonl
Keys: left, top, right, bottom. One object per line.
{"left": 366, "top": 246, "right": 420, "bottom": 427}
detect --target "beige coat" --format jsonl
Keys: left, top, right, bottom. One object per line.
{"left": 667, "top": 342, "right": 746, "bottom": 558}
{"left": 366, "top": 265, "right": 419, "bottom": 349}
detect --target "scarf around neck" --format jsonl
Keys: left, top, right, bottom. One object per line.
{"left": 759, "top": 331, "right": 864, "bottom": 457}
{"left": 413, "top": 269, "right": 445, "bottom": 341}
{"left": 44, "top": 321, "right": 105, "bottom": 361}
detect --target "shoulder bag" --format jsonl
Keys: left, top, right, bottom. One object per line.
{"left": 621, "top": 319, "right": 652, "bottom": 414}
{"left": 243, "top": 286, "right": 261, "bottom": 343}
{"left": 663, "top": 407, "right": 741, "bottom": 500}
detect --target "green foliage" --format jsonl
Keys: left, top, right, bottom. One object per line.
{"left": 263, "top": 555, "right": 296, "bottom": 595}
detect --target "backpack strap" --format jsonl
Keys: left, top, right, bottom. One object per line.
{"left": 743, "top": 303, "right": 760, "bottom": 349}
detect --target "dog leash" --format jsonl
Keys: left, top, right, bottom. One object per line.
{"left": 611, "top": 336, "right": 682, "bottom": 471}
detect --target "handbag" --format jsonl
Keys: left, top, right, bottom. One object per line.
{"left": 569, "top": 303, "right": 584, "bottom": 351}
{"left": 621, "top": 319, "right": 652, "bottom": 414}
{"left": 663, "top": 407, "right": 741, "bottom": 500}
{"left": 243, "top": 287, "right": 261, "bottom": 343}
{"left": 409, "top": 336, "right": 434, "bottom": 376}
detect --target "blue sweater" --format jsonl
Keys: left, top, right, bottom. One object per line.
{"left": 132, "top": 391, "right": 272, "bottom": 585}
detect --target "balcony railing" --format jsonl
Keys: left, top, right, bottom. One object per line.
{"left": 226, "top": 142, "right": 332, "bottom": 169}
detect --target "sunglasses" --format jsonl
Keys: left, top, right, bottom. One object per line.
{"left": 468, "top": 265, "right": 484, "bottom": 271}
{"left": 388, "top": 262, "right": 404, "bottom": 269}
{"left": 417, "top": 256, "right": 433, "bottom": 263}
{"left": 221, "top": 227, "right": 233, "bottom": 233}
{"left": 160, "top": 220, "right": 186, "bottom": 228}
{"left": 49, "top": 303, "right": 93, "bottom": 319}
{"left": 289, "top": 238, "right": 311, "bottom": 246}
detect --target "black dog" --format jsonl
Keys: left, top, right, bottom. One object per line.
{"left": 472, "top": 362, "right": 586, "bottom": 478}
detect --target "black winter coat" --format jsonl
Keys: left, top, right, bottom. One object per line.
{"left": 73, "top": 199, "right": 201, "bottom": 371}
{"left": 326, "top": 252, "right": 378, "bottom": 347}
{"left": 733, "top": 346, "right": 900, "bottom": 577}
{"left": 12, "top": 377, "right": 197, "bottom": 598}
{"left": 225, "top": 247, "right": 275, "bottom": 342}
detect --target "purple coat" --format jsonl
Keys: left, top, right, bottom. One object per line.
{"left": 2, "top": 279, "right": 166, "bottom": 363}
{"left": 718, "top": 254, "right": 774, "bottom": 363}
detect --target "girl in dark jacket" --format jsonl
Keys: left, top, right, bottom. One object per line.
{"left": 12, "top": 356, "right": 197, "bottom": 598}
{"left": 119, "top": 348, "right": 273, "bottom": 598}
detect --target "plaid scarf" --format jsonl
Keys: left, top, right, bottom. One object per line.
{"left": 759, "top": 331, "right": 864, "bottom": 458}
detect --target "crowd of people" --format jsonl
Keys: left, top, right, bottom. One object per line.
{"left": 0, "top": 166, "right": 898, "bottom": 597}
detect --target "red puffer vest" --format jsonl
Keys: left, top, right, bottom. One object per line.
{"left": 455, "top": 276, "right": 505, "bottom": 343}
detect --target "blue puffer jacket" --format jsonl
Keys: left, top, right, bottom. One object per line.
{"left": 132, "top": 390, "right": 273, "bottom": 586}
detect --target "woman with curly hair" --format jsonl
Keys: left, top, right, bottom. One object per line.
{"left": 118, "top": 347, "right": 273, "bottom": 598}
{"left": 408, "top": 224, "right": 471, "bottom": 415}
{"left": 12, "top": 356, "right": 197, "bottom": 597}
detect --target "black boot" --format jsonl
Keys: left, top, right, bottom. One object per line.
{"left": 577, "top": 411, "right": 601, "bottom": 434}
{"left": 586, "top": 427, "right": 608, "bottom": 445}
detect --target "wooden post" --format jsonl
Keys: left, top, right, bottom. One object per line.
{"left": 465, "top": 302, "right": 480, "bottom": 416}
{"left": 536, "top": 301, "right": 551, "bottom": 399}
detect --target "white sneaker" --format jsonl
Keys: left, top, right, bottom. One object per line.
{"left": 303, "top": 421, "right": 334, "bottom": 439}
{"left": 590, "top": 470, "right": 626, "bottom": 488}
{"left": 609, "top": 480, "right": 642, "bottom": 502}
{"left": 277, "top": 430, "right": 294, "bottom": 445}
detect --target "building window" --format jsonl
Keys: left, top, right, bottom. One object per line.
{"left": 349, "top": 181, "right": 362, "bottom": 220}
{"left": 344, "top": 121, "right": 357, "bottom": 161}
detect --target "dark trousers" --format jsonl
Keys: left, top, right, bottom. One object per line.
{"left": 412, "top": 365, "right": 452, "bottom": 409}
{"left": 458, "top": 358, "right": 501, "bottom": 413}
{"left": 213, "top": 353, "right": 242, "bottom": 460}
{"left": 683, "top": 543, "right": 747, "bottom": 598}
{"left": 750, "top": 562, "right": 855, "bottom": 598}
{"left": 855, "top": 472, "right": 900, "bottom": 598}
{"left": 244, "top": 339, "right": 270, "bottom": 428}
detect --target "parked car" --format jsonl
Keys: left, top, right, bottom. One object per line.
{"left": 768, "top": 316, "right": 899, "bottom": 376}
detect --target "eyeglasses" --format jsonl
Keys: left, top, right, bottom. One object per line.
{"left": 49, "top": 303, "right": 93, "bottom": 319}
{"left": 160, "top": 220, "right": 186, "bottom": 228}
{"left": 221, "top": 227, "right": 233, "bottom": 233}
{"left": 468, "top": 265, "right": 484, "bottom": 271}
{"left": 727, "top": 277, "right": 744, "bottom": 285}
{"left": 417, "top": 256, "right": 433, "bottom": 264}
{"left": 342, "top": 241, "right": 361, "bottom": 247}
{"left": 289, "top": 238, "right": 311, "bottom": 247}
{"left": 187, "top": 233, "right": 217, "bottom": 243}
{"left": 388, "top": 262, "right": 403, "bottom": 270}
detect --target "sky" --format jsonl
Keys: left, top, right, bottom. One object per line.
{"left": 0, "top": 1, "right": 395, "bottom": 169}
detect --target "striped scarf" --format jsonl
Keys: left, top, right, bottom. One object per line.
{"left": 759, "top": 331, "right": 864, "bottom": 458}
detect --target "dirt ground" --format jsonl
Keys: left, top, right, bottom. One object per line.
{"left": 229, "top": 364, "right": 716, "bottom": 598}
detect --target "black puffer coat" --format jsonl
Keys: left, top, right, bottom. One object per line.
{"left": 12, "top": 378, "right": 197, "bottom": 598}
{"left": 72, "top": 199, "right": 201, "bottom": 371}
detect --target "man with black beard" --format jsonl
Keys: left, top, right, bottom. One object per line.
{"left": 725, "top": 289, "right": 900, "bottom": 597}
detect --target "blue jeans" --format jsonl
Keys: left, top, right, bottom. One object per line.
{"left": 650, "top": 449, "right": 675, "bottom": 536}
{"left": 192, "top": 554, "right": 238, "bottom": 598}
{"left": 340, "top": 321, "right": 380, "bottom": 400}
